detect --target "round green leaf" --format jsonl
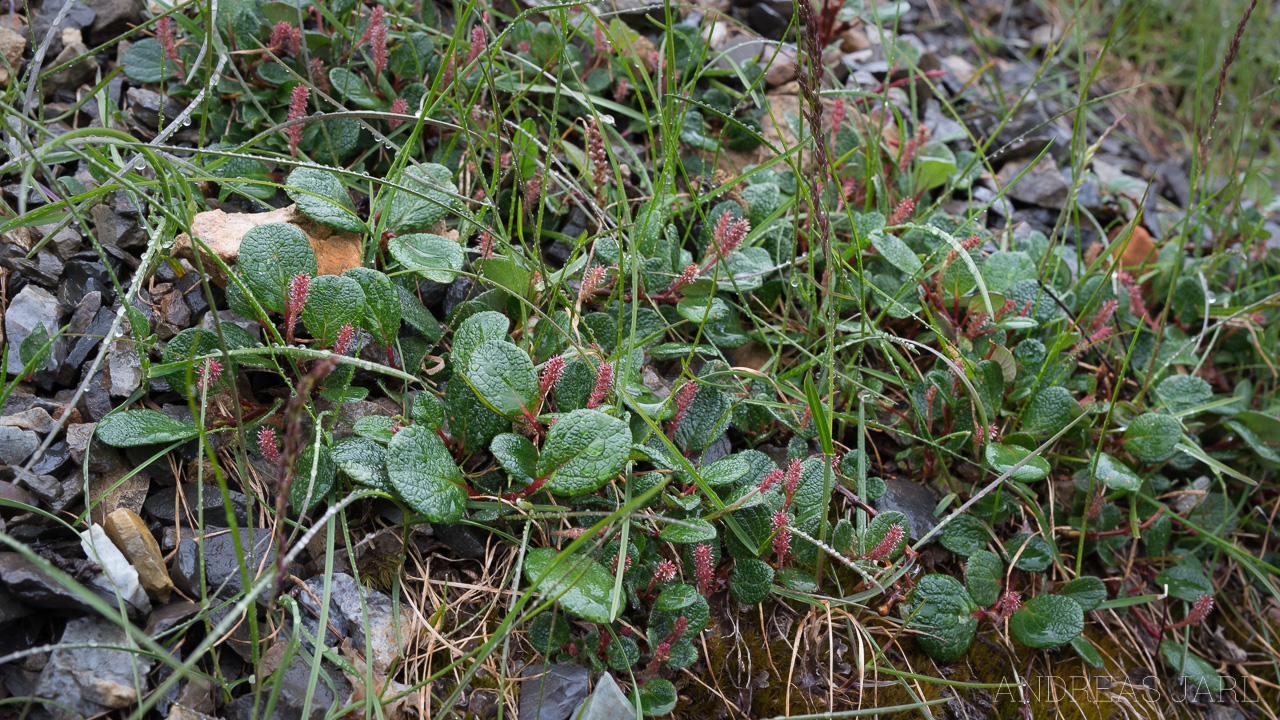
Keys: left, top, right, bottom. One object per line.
{"left": 344, "top": 267, "right": 401, "bottom": 348}
{"left": 285, "top": 167, "right": 366, "bottom": 233}
{"left": 300, "top": 274, "right": 366, "bottom": 348}
{"left": 1004, "top": 533, "right": 1053, "bottom": 572}
{"left": 1155, "top": 564, "right": 1213, "bottom": 601}
{"left": 330, "top": 436, "right": 391, "bottom": 491}
{"left": 1160, "top": 640, "right": 1223, "bottom": 692}
{"left": 729, "top": 558, "right": 774, "bottom": 605}
{"left": 290, "top": 444, "right": 337, "bottom": 511}
{"left": 905, "top": 574, "right": 978, "bottom": 661}
{"left": 985, "top": 442, "right": 1050, "bottom": 481}
{"left": 964, "top": 550, "right": 1004, "bottom": 608}
{"left": 940, "top": 514, "right": 989, "bottom": 557}
{"left": 536, "top": 409, "right": 630, "bottom": 496}
{"left": 1093, "top": 452, "right": 1142, "bottom": 492}
{"left": 1070, "top": 635, "right": 1106, "bottom": 669}
{"left": 385, "top": 163, "right": 460, "bottom": 232}
{"left": 1010, "top": 594, "right": 1084, "bottom": 649}
{"left": 1060, "top": 576, "right": 1106, "bottom": 611}
{"left": 385, "top": 426, "right": 467, "bottom": 522}
{"left": 639, "top": 679, "right": 677, "bottom": 716}
{"left": 864, "top": 511, "right": 910, "bottom": 559}
{"left": 121, "top": 37, "right": 181, "bottom": 83}
{"left": 523, "top": 548, "right": 618, "bottom": 624}
{"left": 450, "top": 311, "right": 510, "bottom": 371}
{"left": 698, "top": 453, "right": 749, "bottom": 487}
{"left": 237, "top": 222, "right": 318, "bottom": 313}
{"left": 657, "top": 518, "right": 717, "bottom": 544}
{"left": 96, "top": 410, "right": 200, "bottom": 447}
{"left": 1156, "top": 375, "right": 1213, "bottom": 414}
{"left": 160, "top": 325, "right": 259, "bottom": 398}
{"left": 673, "top": 385, "right": 733, "bottom": 455}
{"left": 388, "top": 233, "right": 465, "bottom": 284}
{"left": 1023, "top": 386, "right": 1079, "bottom": 435}
{"left": 490, "top": 433, "right": 537, "bottom": 487}
{"left": 460, "top": 340, "right": 538, "bottom": 419}
{"left": 329, "top": 67, "right": 381, "bottom": 109}
{"left": 1124, "top": 413, "right": 1182, "bottom": 463}
{"left": 653, "top": 583, "right": 700, "bottom": 612}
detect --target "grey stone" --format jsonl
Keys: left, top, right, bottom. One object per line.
{"left": 35, "top": 616, "right": 155, "bottom": 720}
{"left": 998, "top": 155, "right": 1071, "bottom": 210}
{"left": 77, "top": 367, "right": 114, "bottom": 421}
{"left": 295, "top": 572, "right": 413, "bottom": 674}
{"left": 574, "top": 673, "right": 636, "bottom": 720}
{"left": 874, "top": 478, "right": 939, "bottom": 544}
{"left": 0, "top": 587, "right": 30, "bottom": 623}
{"left": 199, "top": 309, "right": 261, "bottom": 339}
{"left": 66, "top": 421, "right": 124, "bottom": 474}
{"left": 144, "top": 599, "right": 200, "bottom": 637}
{"left": 84, "top": 0, "right": 144, "bottom": 34}
{"left": 21, "top": 471, "right": 82, "bottom": 511}
{"left": 91, "top": 203, "right": 146, "bottom": 249}
{"left": 28, "top": 438, "right": 71, "bottom": 476}
{"left": 106, "top": 339, "right": 142, "bottom": 396}
{"left": 171, "top": 527, "right": 277, "bottom": 601}
{"left": 0, "top": 552, "right": 97, "bottom": 612}
{"left": 80, "top": 523, "right": 151, "bottom": 616}
{"left": 59, "top": 259, "right": 114, "bottom": 307}
{"left": 442, "top": 276, "right": 475, "bottom": 318}
{"left": 175, "top": 272, "right": 208, "bottom": 315}
{"left": 29, "top": 0, "right": 95, "bottom": 59}
{"left": 144, "top": 482, "right": 249, "bottom": 528}
{"left": 432, "top": 522, "right": 491, "bottom": 559}
{"left": 223, "top": 653, "right": 347, "bottom": 720}
{"left": 156, "top": 291, "right": 191, "bottom": 340}
{"left": 67, "top": 290, "right": 103, "bottom": 333}
{"left": 48, "top": 39, "right": 96, "bottom": 89}
{"left": 39, "top": 224, "right": 83, "bottom": 260}
{"left": 519, "top": 664, "right": 590, "bottom": 720}
{"left": 1, "top": 251, "right": 63, "bottom": 287}
{"left": 60, "top": 306, "right": 116, "bottom": 386}
{"left": 747, "top": 1, "right": 792, "bottom": 40}
{"left": 0, "top": 426, "right": 40, "bottom": 466}
{"left": 126, "top": 87, "right": 186, "bottom": 130}
{"left": 4, "top": 285, "right": 61, "bottom": 374}
{"left": 0, "top": 407, "right": 54, "bottom": 434}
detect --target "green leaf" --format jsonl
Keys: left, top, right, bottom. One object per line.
{"left": 536, "top": 409, "right": 630, "bottom": 496}
{"left": 329, "top": 67, "right": 381, "bottom": 109}
{"left": 870, "top": 230, "right": 922, "bottom": 276}
{"left": 330, "top": 436, "right": 391, "bottom": 490}
{"left": 1093, "top": 452, "right": 1142, "bottom": 492}
{"left": 490, "top": 433, "right": 537, "bottom": 487}
{"left": 676, "top": 296, "right": 729, "bottom": 323}
{"left": 653, "top": 583, "right": 700, "bottom": 611}
{"left": 384, "top": 163, "right": 459, "bottom": 232}
{"left": 1023, "top": 386, "right": 1079, "bottom": 435}
{"left": 285, "top": 167, "right": 366, "bottom": 233}
{"left": 387, "top": 233, "right": 465, "bottom": 284}
{"left": 940, "top": 514, "right": 988, "bottom": 557}
{"left": 444, "top": 378, "right": 509, "bottom": 454}
{"left": 353, "top": 415, "right": 399, "bottom": 443}
{"left": 803, "top": 372, "right": 833, "bottom": 456}
{"left": 236, "top": 223, "right": 318, "bottom": 313}
{"left": 1155, "top": 374, "right": 1213, "bottom": 414}
{"left": 639, "top": 679, "right": 677, "bottom": 716}
{"left": 982, "top": 251, "right": 1035, "bottom": 293}
{"left": 1155, "top": 564, "right": 1213, "bottom": 601}
{"left": 460, "top": 340, "right": 538, "bottom": 419}
{"left": 864, "top": 511, "right": 910, "bottom": 559}
{"left": 397, "top": 285, "right": 442, "bottom": 342}
{"left": 658, "top": 518, "right": 717, "bottom": 544}
{"left": 300, "top": 274, "right": 366, "bottom": 348}
{"left": 160, "top": 326, "right": 259, "bottom": 398}
{"left": 523, "top": 548, "right": 618, "bottom": 624}
{"left": 729, "top": 558, "right": 773, "bottom": 605}
{"left": 905, "top": 574, "right": 978, "bottom": 661}
{"left": 1070, "top": 636, "right": 1106, "bottom": 669}
{"left": 1225, "top": 419, "right": 1280, "bottom": 467}
{"left": 411, "top": 391, "right": 445, "bottom": 430}
{"left": 1159, "top": 640, "right": 1223, "bottom": 692}
{"left": 1010, "top": 594, "right": 1083, "bottom": 649}
{"left": 673, "top": 385, "right": 733, "bottom": 455}
{"left": 18, "top": 321, "right": 54, "bottom": 373}
{"left": 1060, "top": 576, "right": 1107, "bottom": 611}
{"left": 698, "top": 454, "right": 749, "bottom": 487}
{"left": 451, "top": 311, "right": 510, "bottom": 371}
{"left": 121, "top": 37, "right": 181, "bottom": 83}
{"left": 343, "top": 268, "right": 401, "bottom": 348}
{"left": 985, "top": 442, "right": 1050, "bottom": 481}
{"left": 385, "top": 426, "right": 467, "bottom": 522}
{"left": 964, "top": 550, "right": 1004, "bottom": 607}
{"left": 1124, "top": 413, "right": 1182, "bottom": 463}
{"left": 290, "top": 444, "right": 337, "bottom": 511}
{"left": 1004, "top": 533, "right": 1053, "bottom": 572}
{"left": 97, "top": 410, "right": 201, "bottom": 447}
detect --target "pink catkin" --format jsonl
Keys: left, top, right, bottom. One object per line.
{"left": 388, "top": 98, "right": 409, "bottom": 129}
{"left": 539, "top": 356, "right": 565, "bottom": 396}
{"left": 285, "top": 272, "right": 311, "bottom": 337}
{"left": 587, "top": 361, "right": 613, "bottom": 408}
{"left": 466, "top": 24, "right": 486, "bottom": 66}
{"left": 692, "top": 543, "right": 715, "bottom": 596}
{"left": 258, "top": 427, "right": 280, "bottom": 461}
{"left": 286, "top": 85, "right": 309, "bottom": 155}
{"left": 771, "top": 510, "right": 791, "bottom": 565}
{"left": 668, "top": 382, "right": 699, "bottom": 434}
{"left": 653, "top": 560, "right": 677, "bottom": 583}
{"left": 889, "top": 197, "right": 915, "bottom": 225}
{"left": 868, "top": 524, "right": 903, "bottom": 561}
{"left": 197, "top": 359, "right": 222, "bottom": 392}
{"left": 758, "top": 468, "right": 784, "bottom": 493}
{"left": 579, "top": 266, "right": 609, "bottom": 301}
{"left": 157, "top": 17, "right": 180, "bottom": 62}
{"left": 270, "top": 21, "right": 301, "bottom": 55}
{"left": 994, "top": 590, "right": 1023, "bottom": 619}
{"left": 665, "top": 263, "right": 700, "bottom": 294}
{"left": 1188, "top": 595, "right": 1214, "bottom": 624}
{"left": 782, "top": 459, "right": 802, "bottom": 508}
{"left": 370, "top": 18, "right": 388, "bottom": 75}
{"left": 586, "top": 118, "right": 609, "bottom": 196}
{"left": 524, "top": 173, "right": 543, "bottom": 207}
{"left": 332, "top": 324, "right": 355, "bottom": 355}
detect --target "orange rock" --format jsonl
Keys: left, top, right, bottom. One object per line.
{"left": 172, "top": 204, "right": 363, "bottom": 286}
{"left": 1108, "top": 222, "right": 1155, "bottom": 269}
